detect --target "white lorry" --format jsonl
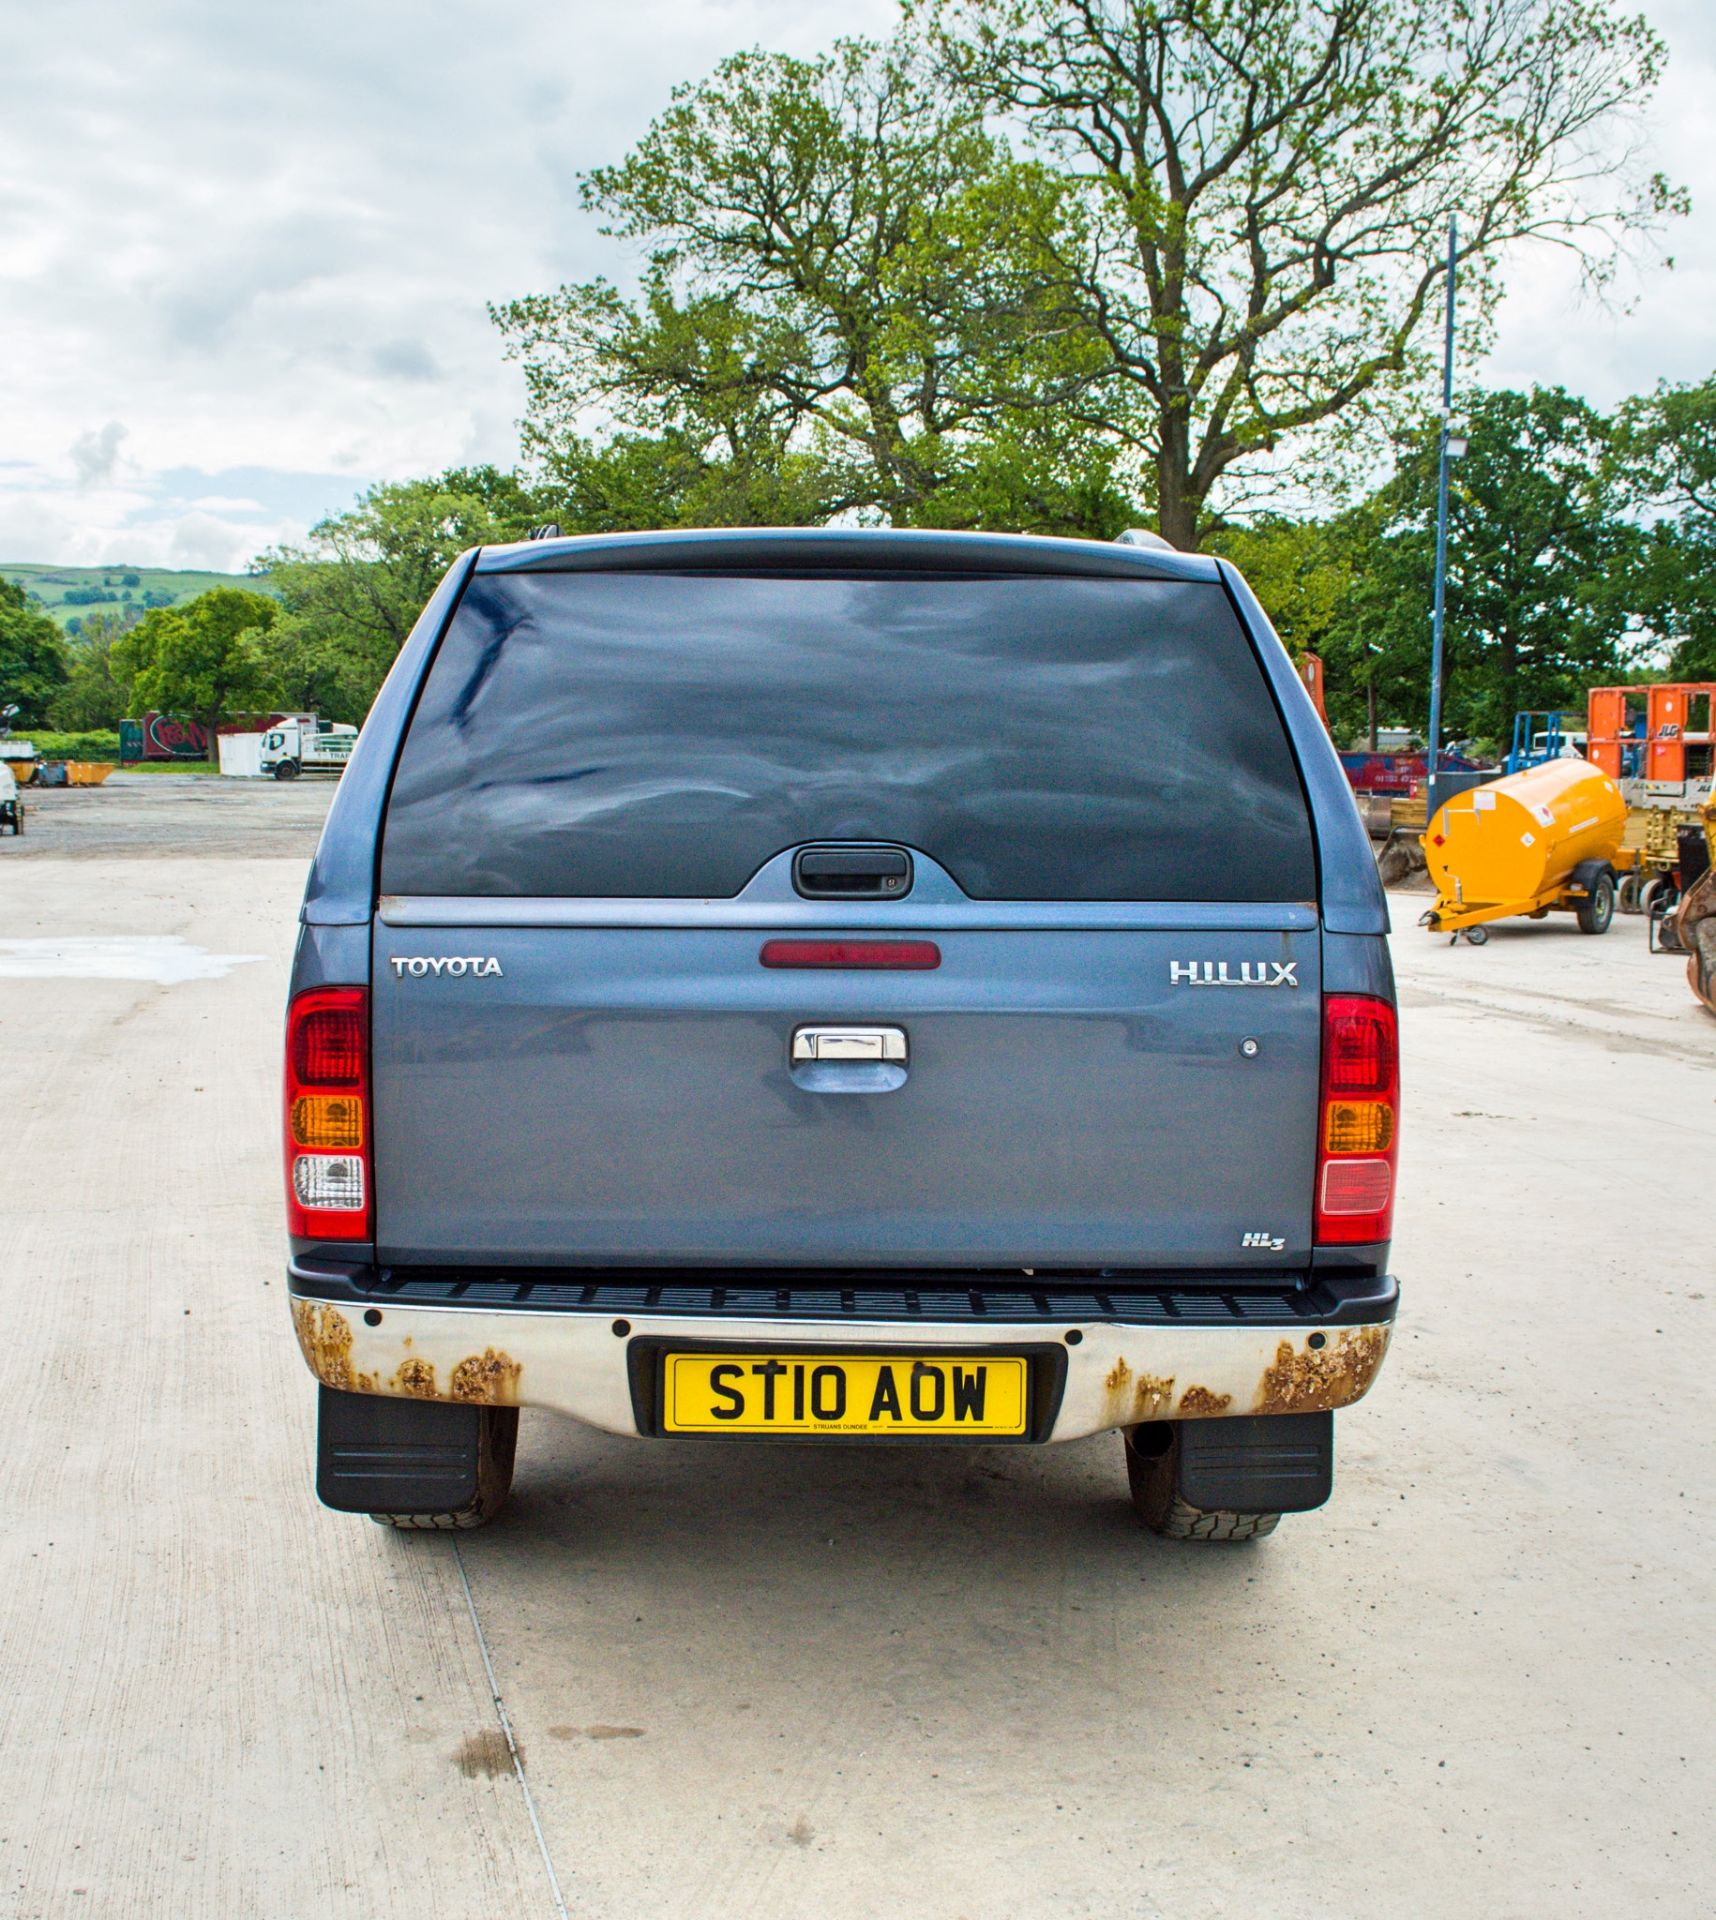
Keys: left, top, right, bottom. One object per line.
{"left": 259, "top": 717, "right": 359, "bottom": 780}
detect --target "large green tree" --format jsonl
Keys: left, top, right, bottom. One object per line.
{"left": 0, "top": 578, "right": 71, "bottom": 728}
{"left": 112, "top": 588, "right": 281, "bottom": 761}
{"left": 926, "top": 0, "right": 1682, "bottom": 546}
{"left": 1323, "top": 387, "right": 1645, "bottom": 745}
{"left": 1614, "top": 375, "right": 1716, "bottom": 679}
{"left": 257, "top": 466, "right": 547, "bottom": 718}
{"left": 1204, "top": 516, "right": 1356, "bottom": 659}
{"left": 492, "top": 38, "right": 1129, "bottom": 536}
{"left": 48, "top": 612, "right": 130, "bottom": 730}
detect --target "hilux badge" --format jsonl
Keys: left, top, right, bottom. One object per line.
{"left": 390, "top": 956, "right": 504, "bottom": 978}
{"left": 1169, "top": 960, "right": 1298, "bottom": 987}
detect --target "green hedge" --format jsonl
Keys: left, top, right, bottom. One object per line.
{"left": 14, "top": 729, "right": 123, "bottom": 760}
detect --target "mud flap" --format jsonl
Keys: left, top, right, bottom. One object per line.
{"left": 1175, "top": 1411, "right": 1334, "bottom": 1514}
{"left": 315, "top": 1385, "right": 483, "bottom": 1514}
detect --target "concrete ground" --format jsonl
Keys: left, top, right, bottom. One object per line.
{"left": 2, "top": 776, "right": 1713, "bottom": 1919}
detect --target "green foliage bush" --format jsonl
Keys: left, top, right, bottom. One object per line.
{"left": 23, "top": 730, "right": 122, "bottom": 760}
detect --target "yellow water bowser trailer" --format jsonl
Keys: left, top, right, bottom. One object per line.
{"left": 1422, "top": 758, "right": 1628, "bottom": 945}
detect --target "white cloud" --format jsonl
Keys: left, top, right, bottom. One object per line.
{"left": 69, "top": 421, "right": 129, "bottom": 489}
{"left": 0, "top": 0, "right": 899, "bottom": 567}
{"left": 1484, "top": 0, "right": 1716, "bottom": 404}
{"left": 164, "top": 513, "right": 274, "bottom": 571}
{"left": 0, "top": 0, "right": 1708, "bottom": 567}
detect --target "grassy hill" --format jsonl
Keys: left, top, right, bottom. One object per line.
{"left": 1, "top": 562, "right": 277, "bottom": 632}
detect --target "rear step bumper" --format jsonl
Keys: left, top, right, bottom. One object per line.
{"left": 289, "top": 1265, "right": 1396, "bottom": 1441}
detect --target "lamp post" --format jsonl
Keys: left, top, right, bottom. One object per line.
{"left": 1426, "top": 216, "right": 1458, "bottom": 817}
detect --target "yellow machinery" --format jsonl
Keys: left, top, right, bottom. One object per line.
{"left": 1613, "top": 801, "right": 1705, "bottom": 916}
{"left": 1422, "top": 759, "right": 1627, "bottom": 945}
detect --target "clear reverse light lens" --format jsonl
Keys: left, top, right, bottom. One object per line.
{"left": 292, "top": 1154, "right": 366, "bottom": 1210}
{"left": 1319, "top": 1158, "right": 1392, "bottom": 1216}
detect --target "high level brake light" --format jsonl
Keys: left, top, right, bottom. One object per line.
{"left": 760, "top": 940, "right": 941, "bottom": 970}
{"left": 1314, "top": 994, "right": 1399, "bottom": 1245}
{"left": 284, "top": 987, "right": 371, "bottom": 1240}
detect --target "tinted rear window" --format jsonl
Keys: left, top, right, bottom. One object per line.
{"left": 380, "top": 571, "right": 1314, "bottom": 901}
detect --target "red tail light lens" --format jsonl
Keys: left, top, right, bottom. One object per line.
{"left": 285, "top": 987, "right": 371, "bottom": 1240}
{"left": 1322, "top": 1001, "right": 1394, "bottom": 1094}
{"left": 291, "top": 1006, "right": 364, "bottom": 1084}
{"left": 1315, "top": 994, "right": 1399, "bottom": 1245}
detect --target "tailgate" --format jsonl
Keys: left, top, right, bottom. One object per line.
{"left": 370, "top": 915, "right": 1320, "bottom": 1269}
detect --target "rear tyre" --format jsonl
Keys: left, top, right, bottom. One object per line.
{"left": 370, "top": 1407, "right": 519, "bottom": 1530}
{"left": 1575, "top": 872, "right": 1615, "bottom": 935}
{"left": 1123, "top": 1425, "right": 1282, "bottom": 1542}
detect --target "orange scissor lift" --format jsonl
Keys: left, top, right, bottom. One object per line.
{"left": 1585, "top": 683, "right": 1716, "bottom": 920}
{"left": 1587, "top": 682, "right": 1715, "bottom": 788}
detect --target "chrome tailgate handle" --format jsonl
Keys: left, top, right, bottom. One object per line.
{"left": 791, "top": 1025, "right": 907, "bottom": 1063}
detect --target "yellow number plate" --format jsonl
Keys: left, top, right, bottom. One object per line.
{"left": 662, "top": 1352, "right": 1029, "bottom": 1437}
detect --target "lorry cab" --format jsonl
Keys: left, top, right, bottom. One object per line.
{"left": 261, "top": 716, "right": 358, "bottom": 781}
{"left": 285, "top": 529, "right": 1398, "bottom": 1541}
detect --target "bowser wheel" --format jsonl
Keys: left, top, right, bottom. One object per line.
{"left": 1576, "top": 873, "right": 1615, "bottom": 935}
{"left": 1616, "top": 872, "right": 1642, "bottom": 915}
{"left": 1464, "top": 926, "right": 1489, "bottom": 947}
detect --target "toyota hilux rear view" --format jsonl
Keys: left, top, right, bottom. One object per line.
{"left": 285, "top": 528, "right": 1397, "bottom": 1540}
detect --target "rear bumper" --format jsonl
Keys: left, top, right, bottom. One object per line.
{"left": 288, "top": 1265, "right": 1396, "bottom": 1441}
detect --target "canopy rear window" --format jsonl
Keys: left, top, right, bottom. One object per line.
{"left": 379, "top": 570, "right": 1314, "bottom": 901}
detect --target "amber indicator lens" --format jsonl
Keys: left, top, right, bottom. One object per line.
{"left": 290, "top": 1094, "right": 364, "bottom": 1149}
{"left": 1323, "top": 1101, "right": 1395, "bottom": 1155}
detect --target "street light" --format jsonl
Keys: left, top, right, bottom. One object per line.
{"left": 1426, "top": 217, "right": 1459, "bottom": 819}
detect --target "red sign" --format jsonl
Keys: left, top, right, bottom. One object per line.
{"left": 140, "top": 713, "right": 209, "bottom": 760}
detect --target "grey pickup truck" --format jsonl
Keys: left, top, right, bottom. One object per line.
{"left": 286, "top": 528, "right": 1397, "bottom": 1540}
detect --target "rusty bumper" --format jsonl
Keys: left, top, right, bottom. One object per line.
{"left": 290, "top": 1293, "right": 1392, "bottom": 1441}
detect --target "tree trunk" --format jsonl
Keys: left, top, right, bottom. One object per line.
{"left": 1156, "top": 414, "right": 1199, "bottom": 550}
{"left": 1158, "top": 495, "right": 1199, "bottom": 551}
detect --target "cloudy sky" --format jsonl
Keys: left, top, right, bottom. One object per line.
{"left": 3, "top": 0, "right": 1712, "bottom": 572}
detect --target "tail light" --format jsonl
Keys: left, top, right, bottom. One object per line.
{"left": 1315, "top": 994, "right": 1398, "bottom": 1245}
{"left": 284, "top": 986, "right": 370, "bottom": 1240}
